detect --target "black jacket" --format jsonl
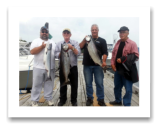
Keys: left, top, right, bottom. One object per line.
{"left": 118, "top": 53, "right": 139, "bottom": 83}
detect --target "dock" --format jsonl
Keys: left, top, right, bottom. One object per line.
{"left": 19, "top": 61, "right": 139, "bottom": 106}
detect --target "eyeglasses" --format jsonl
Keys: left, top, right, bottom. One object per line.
{"left": 41, "top": 31, "right": 48, "bottom": 34}
{"left": 119, "top": 31, "right": 128, "bottom": 34}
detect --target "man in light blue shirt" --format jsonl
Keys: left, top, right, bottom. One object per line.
{"left": 55, "top": 28, "right": 81, "bottom": 106}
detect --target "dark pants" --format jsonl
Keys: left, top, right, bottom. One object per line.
{"left": 59, "top": 66, "right": 78, "bottom": 104}
{"left": 114, "top": 71, "right": 133, "bottom": 106}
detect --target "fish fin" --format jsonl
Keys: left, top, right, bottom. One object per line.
{"left": 66, "top": 81, "right": 71, "bottom": 85}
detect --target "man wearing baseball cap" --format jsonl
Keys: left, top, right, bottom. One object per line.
{"left": 55, "top": 28, "right": 81, "bottom": 106}
{"left": 30, "top": 25, "right": 56, "bottom": 106}
{"left": 110, "top": 26, "right": 139, "bottom": 106}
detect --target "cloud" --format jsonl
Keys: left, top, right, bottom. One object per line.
{"left": 19, "top": 17, "right": 139, "bottom": 46}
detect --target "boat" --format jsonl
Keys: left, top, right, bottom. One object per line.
{"left": 106, "top": 34, "right": 118, "bottom": 66}
{"left": 19, "top": 55, "right": 34, "bottom": 90}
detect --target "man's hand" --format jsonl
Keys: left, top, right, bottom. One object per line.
{"left": 67, "top": 44, "right": 73, "bottom": 50}
{"left": 111, "top": 64, "right": 116, "bottom": 72}
{"left": 58, "top": 53, "right": 61, "bottom": 58}
{"left": 102, "top": 61, "right": 106, "bottom": 68}
{"left": 41, "top": 42, "right": 46, "bottom": 48}
{"left": 117, "top": 58, "right": 121, "bottom": 63}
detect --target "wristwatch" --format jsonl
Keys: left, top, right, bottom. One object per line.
{"left": 72, "top": 47, "right": 75, "bottom": 51}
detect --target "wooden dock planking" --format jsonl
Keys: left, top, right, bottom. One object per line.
{"left": 106, "top": 74, "right": 139, "bottom": 103}
{"left": 63, "top": 85, "right": 71, "bottom": 106}
{"left": 77, "top": 76, "right": 82, "bottom": 106}
{"left": 19, "top": 93, "right": 31, "bottom": 106}
{"left": 19, "top": 61, "right": 139, "bottom": 106}
{"left": 104, "top": 76, "right": 139, "bottom": 106}
{"left": 79, "top": 72, "right": 86, "bottom": 106}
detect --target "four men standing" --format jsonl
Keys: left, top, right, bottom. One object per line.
{"left": 29, "top": 24, "right": 139, "bottom": 107}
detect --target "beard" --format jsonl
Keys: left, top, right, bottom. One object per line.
{"left": 40, "top": 34, "right": 48, "bottom": 40}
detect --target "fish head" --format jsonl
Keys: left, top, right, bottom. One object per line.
{"left": 85, "top": 35, "right": 91, "bottom": 42}
{"left": 62, "top": 44, "right": 69, "bottom": 51}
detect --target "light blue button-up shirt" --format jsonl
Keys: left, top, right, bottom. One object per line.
{"left": 55, "top": 39, "right": 81, "bottom": 67}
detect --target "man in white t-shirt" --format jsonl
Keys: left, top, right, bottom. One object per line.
{"left": 30, "top": 26, "right": 56, "bottom": 106}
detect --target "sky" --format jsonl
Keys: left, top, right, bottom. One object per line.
{"left": 19, "top": 17, "right": 139, "bottom": 47}
{"left": 8, "top": 6, "right": 151, "bottom": 118}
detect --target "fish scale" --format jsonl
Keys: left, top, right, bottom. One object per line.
{"left": 43, "top": 43, "right": 52, "bottom": 81}
{"left": 87, "top": 35, "right": 108, "bottom": 72}
{"left": 60, "top": 44, "right": 70, "bottom": 87}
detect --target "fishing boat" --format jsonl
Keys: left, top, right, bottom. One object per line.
{"left": 19, "top": 40, "right": 34, "bottom": 90}
{"left": 19, "top": 55, "right": 34, "bottom": 90}
{"left": 106, "top": 34, "right": 118, "bottom": 66}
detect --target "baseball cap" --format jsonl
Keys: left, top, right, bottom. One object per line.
{"left": 118, "top": 26, "right": 129, "bottom": 32}
{"left": 63, "top": 28, "right": 71, "bottom": 33}
{"left": 40, "top": 26, "right": 49, "bottom": 32}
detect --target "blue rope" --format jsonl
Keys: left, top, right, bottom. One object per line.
{"left": 19, "top": 66, "right": 30, "bottom": 94}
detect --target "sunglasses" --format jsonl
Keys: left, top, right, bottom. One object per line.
{"left": 41, "top": 31, "right": 48, "bottom": 34}
{"left": 63, "top": 31, "right": 70, "bottom": 34}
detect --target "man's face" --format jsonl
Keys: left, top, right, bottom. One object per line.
{"left": 119, "top": 30, "right": 129, "bottom": 40}
{"left": 91, "top": 26, "right": 99, "bottom": 37}
{"left": 62, "top": 31, "right": 71, "bottom": 40}
{"left": 40, "top": 29, "right": 49, "bottom": 40}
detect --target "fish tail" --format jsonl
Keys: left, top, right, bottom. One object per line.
{"left": 102, "top": 66, "right": 108, "bottom": 73}
{"left": 61, "top": 81, "right": 71, "bottom": 87}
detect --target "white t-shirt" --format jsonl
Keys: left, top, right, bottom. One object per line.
{"left": 30, "top": 38, "right": 56, "bottom": 69}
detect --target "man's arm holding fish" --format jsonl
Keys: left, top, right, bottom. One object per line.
{"left": 79, "top": 36, "right": 87, "bottom": 49}
{"left": 111, "top": 44, "right": 117, "bottom": 72}
{"left": 30, "top": 42, "right": 46, "bottom": 55}
{"left": 67, "top": 44, "right": 79, "bottom": 55}
{"left": 68, "top": 41, "right": 81, "bottom": 56}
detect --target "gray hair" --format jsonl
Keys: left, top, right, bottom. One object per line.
{"left": 91, "top": 24, "right": 99, "bottom": 30}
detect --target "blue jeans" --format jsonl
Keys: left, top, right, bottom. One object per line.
{"left": 83, "top": 65, "right": 104, "bottom": 101}
{"left": 114, "top": 71, "right": 133, "bottom": 106}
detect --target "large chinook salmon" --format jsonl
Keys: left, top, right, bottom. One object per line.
{"left": 86, "top": 35, "right": 108, "bottom": 72}
{"left": 60, "top": 44, "right": 70, "bottom": 87}
{"left": 43, "top": 43, "right": 52, "bottom": 81}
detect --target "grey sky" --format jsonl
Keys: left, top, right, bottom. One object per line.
{"left": 19, "top": 17, "right": 139, "bottom": 47}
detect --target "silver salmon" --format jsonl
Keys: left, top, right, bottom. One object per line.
{"left": 60, "top": 44, "right": 70, "bottom": 87}
{"left": 86, "top": 35, "right": 108, "bottom": 72}
{"left": 43, "top": 43, "right": 52, "bottom": 81}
